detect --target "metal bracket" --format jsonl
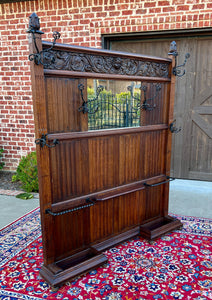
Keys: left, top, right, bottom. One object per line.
{"left": 169, "top": 120, "right": 181, "bottom": 133}
{"left": 27, "top": 13, "right": 60, "bottom": 66}
{"left": 141, "top": 83, "right": 161, "bottom": 111}
{"left": 173, "top": 53, "right": 190, "bottom": 77}
{"left": 144, "top": 176, "right": 175, "bottom": 187}
{"left": 35, "top": 134, "right": 59, "bottom": 148}
{"left": 127, "top": 83, "right": 161, "bottom": 111}
{"left": 28, "top": 31, "right": 60, "bottom": 66}
{"left": 78, "top": 84, "right": 104, "bottom": 114}
{"left": 168, "top": 41, "right": 190, "bottom": 77}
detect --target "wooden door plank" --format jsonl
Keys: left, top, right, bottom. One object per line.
{"left": 193, "top": 106, "right": 212, "bottom": 114}
{"left": 192, "top": 111, "right": 212, "bottom": 139}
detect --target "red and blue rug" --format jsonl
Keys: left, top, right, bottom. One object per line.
{"left": 0, "top": 208, "right": 211, "bottom": 299}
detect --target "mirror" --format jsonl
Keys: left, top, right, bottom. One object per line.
{"left": 86, "top": 79, "right": 141, "bottom": 130}
{"left": 78, "top": 79, "right": 162, "bottom": 131}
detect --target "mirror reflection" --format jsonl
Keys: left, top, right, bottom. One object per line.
{"left": 86, "top": 79, "right": 141, "bottom": 130}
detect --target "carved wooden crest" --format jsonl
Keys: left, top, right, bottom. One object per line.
{"left": 43, "top": 50, "right": 169, "bottom": 78}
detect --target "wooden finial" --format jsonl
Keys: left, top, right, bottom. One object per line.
{"left": 27, "top": 12, "right": 44, "bottom": 34}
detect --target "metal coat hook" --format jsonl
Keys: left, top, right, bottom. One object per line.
{"left": 127, "top": 83, "right": 161, "bottom": 111}
{"left": 35, "top": 134, "right": 59, "bottom": 148}
{"left": 169, "top": 120, "right": 181, "bottom": 133}
{"left": 28, "top": 31, "right": 60, "bottom": 66}
{"left": 172, "top": 52, "right": 190, "bottom": 77}
{"left": 27, "top": 13, "right": 60, "bottom": 66}
{"left": 141, "top": 83, "right": 161, "bottom": 110}
{"left": 168, "top": 41, "right": 190, "bottom": 77}
{"left": 78, "top": 84, "right": 104, "bottom": 114}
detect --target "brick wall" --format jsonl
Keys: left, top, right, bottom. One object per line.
{"left": 0, "top": 0, "right": 212, "bottom": 170}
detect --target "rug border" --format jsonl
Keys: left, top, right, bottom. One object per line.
{"left": 170, "top": 212, "right": 212, "bottom": 221}
{"left": 0, "top": 207, "right": 40, "bottom": 232}
{"left": 0, "top": 289, "right": 43, "bottom": 300}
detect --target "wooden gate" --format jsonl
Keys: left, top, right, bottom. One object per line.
{"left": 28, "top": 13, "right": 182, "bottom": 287}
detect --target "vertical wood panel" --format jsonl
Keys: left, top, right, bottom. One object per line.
{"left": 50, "top": 131, "right": 166, "bottom": 203}
{"left": 54, "top": 210, "right": 85, "bottom": 260}
{"left": 145, "top": 186, "right": 162, "bottom": 220}
{"left": 113, "top": 192, "right": 140, "bottom": 234}
{"left": 48, "top": 127, "right": 167, "bottom": 256}
{"left": 89, "top": 199, "right": 114, "bottom": 243}
{"left": 45, "top": 77, "right": 88, "bottom": 133}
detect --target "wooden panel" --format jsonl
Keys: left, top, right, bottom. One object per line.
{"left": 110, "top": 36, "right": 212, "bottom": 181}
{"left": 49, "top": 130, "right": 166, "bottom": 203}
{"left": 54, "top": 210, "right": 86, "bottom": 260}
{"left": 188, "top": 39, "right": 212, "bottom": 179}
{"left": 189, "top": 123, "right": 212, "bottom": 176}
{"left": 45, "top": 77, "right": 87, "bottom": 133}
{"left": 88, "top": 137, "right": 115, "bottom": 193}
{"left": 145, "top": 185, "right": 163, "bottom": 220}
{"left": 89, "top": 199, "right": 114, "bottom": 243}
{"left": 141, "top": 82, "right": 169, "bottom": 126}
{"left": 52, "top": 190, "right": 147, "bottom": 259}
{"left": 113, "top": 192, "right": 140, "bottom": 234}
{"left": 144, "top": 131, "right": 166, "bottom": 178}
{"left": 50, "top": 184, "right": 162, "bottom": 261}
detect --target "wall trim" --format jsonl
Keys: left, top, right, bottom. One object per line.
{"left": 102, "top": 27, "right": 212, "bottom": 50}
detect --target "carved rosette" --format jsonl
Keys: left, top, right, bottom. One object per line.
{"left": 43, "top": 50, "right": 169, "bottom": 78}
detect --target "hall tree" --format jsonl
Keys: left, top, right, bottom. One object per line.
{"left": 28, "top": 13, "right": 182, "bottom": 287}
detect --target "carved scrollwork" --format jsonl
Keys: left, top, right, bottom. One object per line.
{"left": 43, "top": 50, "right": 169, "bottom": 78}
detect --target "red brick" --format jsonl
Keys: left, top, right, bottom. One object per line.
{"left": 158, "top": 1, "right": 170, "bottom": 5}
{"left": 117, "top": 4, "right": 129, "bottom": 10}
{"left": 192, "top": 4, "right": 205, "bottom": 10}
{"left": 80, "top": 19, "right": 90, "bottom": 24}
{"left": 149, "top": 8, "right": 162, "bottom": 13}
{"left": 122, "top": 10, "right": 133, "bottom": 16}
{"left": 109, "top": 11, "right": 120, "bottom": 16}
{"left": 163, "top": 6, "right": 175, "bottom": 12}
{"left": 176, "top": 5, "right": 190, "bottom": 11}
{"left": 91, "top": 6, "right": 102, "bottom": 12}
{"left": 144, "top": 2, "right": 156, "bottom": 8}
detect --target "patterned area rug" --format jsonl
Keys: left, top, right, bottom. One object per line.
{"left": 0, "top": 209, "right": 211, "bottom": 300}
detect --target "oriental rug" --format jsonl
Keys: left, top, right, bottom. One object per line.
{"left": 0, "top": 209, "right": 211, "bottom": 300}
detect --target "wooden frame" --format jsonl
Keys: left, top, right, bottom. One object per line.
{"left": 28, "top": 14, "right": 182, "bottom": 287}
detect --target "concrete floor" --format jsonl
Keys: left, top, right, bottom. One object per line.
{"left": 0, "top": 179, "right": 211, "bottom": 229}
{"left": 0, "top": 194, "right": 39, "bottom": 229}
{"left": 169, "top": 179, "right": 212, "bottom": 218}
